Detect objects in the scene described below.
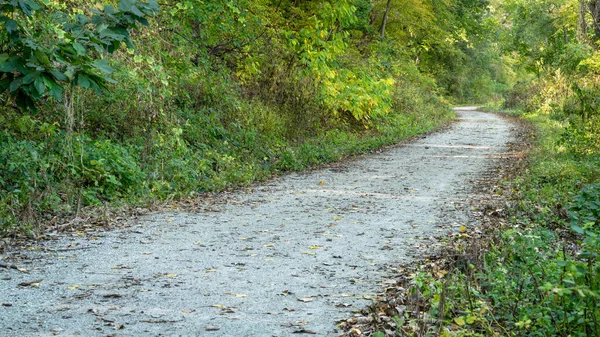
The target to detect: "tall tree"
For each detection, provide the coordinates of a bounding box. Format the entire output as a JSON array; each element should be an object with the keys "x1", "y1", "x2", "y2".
[{"x1": 379, "y1": 0, "x2": 392, "y2": 37}]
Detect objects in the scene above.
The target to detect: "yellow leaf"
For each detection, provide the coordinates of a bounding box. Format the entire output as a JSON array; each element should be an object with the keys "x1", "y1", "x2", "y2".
[
  {"x1": 166, "y1": 273, "x2": 178, "y2": 278},
  {"x1": 205, "y1": 269, "x2": 217, "y2": 273},
  {"x1": 466, "y1": 315, "x2": 476, "y2": 324},
  {"x1": 212, "y1": 304, "x2": 224, "y2": 309},
  {"x1": 235, "y1": 294, "x2": 247, "y2": 298},
  {"x1": 454, "y1": 317, "x2": 466, "y2": 326},
  {"x1": 309, "y1": 245, "x2": 320, "y2": 250},
  {"x1": 67, "y1": 285, "x2": 80, "y2": 290},
  {"x1": 319, "y1": 180, "x2": 325, "y2": 185},
  {"x1": 460, "y1": 225, "x2": 467, "y2": 232}
]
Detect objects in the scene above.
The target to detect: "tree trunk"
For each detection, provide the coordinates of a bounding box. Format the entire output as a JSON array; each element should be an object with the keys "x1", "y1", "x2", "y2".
[
  {"x1": 380, "y1": 0, "x2": 392, "y2": 38},
  {"x1": 579, "y1": 0, "x2": 588, "y2": 42},
  {"x1": 588, "y1": 0, "x2": 600, "y2": 39}
]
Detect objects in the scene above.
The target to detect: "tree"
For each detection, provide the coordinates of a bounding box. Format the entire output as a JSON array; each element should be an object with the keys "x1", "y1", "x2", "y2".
[
  {"x1": 0, "y1": 0, "x2": 159, "y2": 112},
  {"x1": 379, "y1": 0, "x2": 392, "y2": 37}
]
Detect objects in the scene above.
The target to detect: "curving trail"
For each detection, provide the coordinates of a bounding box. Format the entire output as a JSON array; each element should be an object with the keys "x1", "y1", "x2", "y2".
[{"x1": 0, "y1": 108, "x2": 515, "y2": 336}]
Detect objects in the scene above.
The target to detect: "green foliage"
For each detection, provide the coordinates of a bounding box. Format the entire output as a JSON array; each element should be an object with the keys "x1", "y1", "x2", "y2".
[
  {"x1": 395, "y1": 102, "x2": 600, "y2": 336},
  {"x1": 0, "y1": 0, "x2": 158, "y2": 111},
  {"x1": 70, "y1": 136, "x2": 144, "y2": 204},
  {"x1": 1, "y1": 0, "x2": 483, "y2": 233},
  {"x1": 570, "y1": 183, "x2": 600, "y2": 228}
]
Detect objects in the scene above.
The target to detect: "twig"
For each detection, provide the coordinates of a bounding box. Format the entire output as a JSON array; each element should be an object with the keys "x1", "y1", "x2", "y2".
[
  {"x1": 39, "y1": 246, "x2": 93, "y2": 252},
  {"x1": 0, "y1": 262, "x2": 28, "y2": 273}
]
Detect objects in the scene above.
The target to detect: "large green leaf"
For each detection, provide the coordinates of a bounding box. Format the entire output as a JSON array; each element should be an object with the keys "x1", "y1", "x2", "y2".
[
  {"x1": 47, "y1": 80, "x2": 64, "y2": 101},
  {"x1": 93, "y1": 59, "x2": 114, "y2": 74},
  {"x1": 22, "y1": 70, "x2": 40, "y2": 84},
  {"x1": 77, "y1": 73, "x2": 91, "y2": 89},
  {"x1": 9, "y1": 77, "x2": 22, "y2": 92},
  {"x1": 49, "y1": 70, "x2": 67, "y2": 82},
  {"x1": 34, "y1": 49, "x2": 51, "y2": 66},
  {"x1": 17, "y1": 0, "x2": 41, "y2": 16},
  {"x1": 72, "y1": 42, "x2": 87, "y2": 56},
  {"x1": 118, "y1": 0, "x2": 136, "y2": 12},
  {"x1": 0, "y1": 60, "x2": 15, "y2": 72},
  {"x1": 33, "y1": 75, "x2": 46, "y2": 95},
  {"x1": 3, "y1": 18, "x2": 18, "y2": 34}
]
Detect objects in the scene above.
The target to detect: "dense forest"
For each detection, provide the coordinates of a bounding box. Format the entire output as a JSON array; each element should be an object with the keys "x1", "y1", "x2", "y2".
[
  {"x1": 1, "y1": 0, "x2": 600, "y2": 335},
  {"x1": 0, "y1": 0, "x2": 503, "y2": 230}
]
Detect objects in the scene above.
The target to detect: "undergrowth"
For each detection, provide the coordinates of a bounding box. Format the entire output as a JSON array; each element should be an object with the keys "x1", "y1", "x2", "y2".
[
  {"x1": 383, "y1": 110, "x2": 600, "y2": 336},
  {"x1": 0, "y1": 88, "x2": 453, "y2": 236}
]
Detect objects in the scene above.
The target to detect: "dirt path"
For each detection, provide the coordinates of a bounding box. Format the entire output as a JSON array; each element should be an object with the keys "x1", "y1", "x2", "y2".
[{"x1": 0, "y1": 107, "x2": 515, "y2": 337}]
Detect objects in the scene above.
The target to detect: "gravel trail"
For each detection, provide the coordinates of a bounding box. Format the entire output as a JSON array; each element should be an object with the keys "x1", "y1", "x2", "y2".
[{"x1": 0, "y1": 107, "x2": 514, "y2": 336}]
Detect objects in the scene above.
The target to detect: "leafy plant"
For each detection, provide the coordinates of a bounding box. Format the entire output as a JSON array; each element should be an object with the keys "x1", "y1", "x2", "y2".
[{"x1": 0, "y1": 0, "x2": 158, "y2": 111}]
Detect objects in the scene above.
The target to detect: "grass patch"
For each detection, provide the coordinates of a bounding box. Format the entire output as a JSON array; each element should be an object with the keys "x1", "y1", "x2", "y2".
[{"x1": 0, "y1": 98, "x2": 454, "y2": 237}]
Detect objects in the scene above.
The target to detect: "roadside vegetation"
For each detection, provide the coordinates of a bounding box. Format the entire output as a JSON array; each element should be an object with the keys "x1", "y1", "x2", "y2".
[
  {"x1": 0, "y1": 0, "x2": 500, "y2": 236},
  {"x1": 352, "y1": 0, "x2": 600, "y2": 336}
]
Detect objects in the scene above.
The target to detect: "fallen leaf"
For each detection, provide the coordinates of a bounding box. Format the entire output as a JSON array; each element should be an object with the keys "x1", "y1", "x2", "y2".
[
  {"x1": 205, "y1": 325, "x2": 220, "y2": 331},
  {"x1": 309, "y1": 245, "x2": 320, "y2": 250},
  {"x1": 297, "y1": 297, "x2": 313, "y2": 302},
  {"x1": 205, "y1": 269, "x2": 217, "y2": 273},
  {"x1": 235, "y1": 294, "x2": 247, "y2": 298},
  {"x1": 18, "y1": 279, "x2": 42, "y2": 287},
  {"x1": 67, "y1": 285, "x2": 81, "y2": 290},
  {"x1": 112, "y1": 265, "x2": 133, "y2": 270},
  {"x1": 74, "y1": 293, "x2": 91, "y2": 299},
  {"x1": 319, "y1": 180, "x2": 325, "y2": 185},
  {"x1": 141, "y1": 318, "x2": 183, "y2": 323},
  {"x1": 455, "y1": 317, "x2": 466, "y2": 326},
  {"x1": 460, "y1": 225, "x2": 467, "y2": 232},
  {"x1": 166, "y1": 273, "x2": 178, "y2": 278},
  {"x1": 182, "y1": 309, "x2": 193, "y2": 313},
  {"x1": 264, "y1": 243, "x2": 275, "y2": 248},
  {"x1": 142, "y1": 252, "x2": 152, "y2": 255}
]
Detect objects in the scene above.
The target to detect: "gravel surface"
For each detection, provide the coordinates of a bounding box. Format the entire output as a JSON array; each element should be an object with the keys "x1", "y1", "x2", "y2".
[{"x1": 0, "y1": 107, "x2": 514, "y2": 337}]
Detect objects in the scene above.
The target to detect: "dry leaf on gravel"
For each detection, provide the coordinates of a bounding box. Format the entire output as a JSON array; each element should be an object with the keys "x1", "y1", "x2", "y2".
[{"x1": 297, "y1": 297, "x2": 313, "y2": 302}]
